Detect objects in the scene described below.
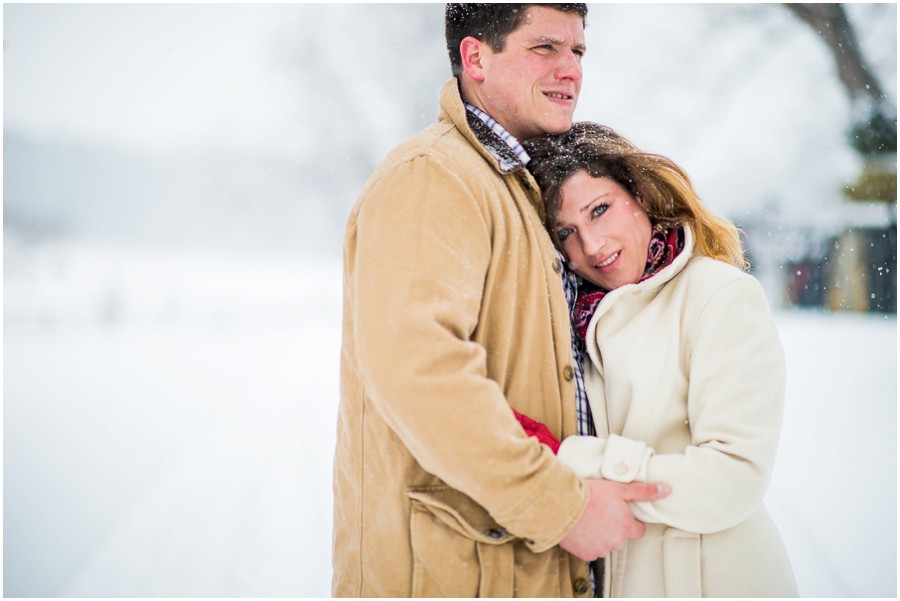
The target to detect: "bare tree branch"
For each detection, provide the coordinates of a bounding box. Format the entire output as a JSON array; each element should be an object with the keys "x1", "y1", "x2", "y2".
[{"x1": 783, "y1": 3, "x2": 888, "y2": 101}]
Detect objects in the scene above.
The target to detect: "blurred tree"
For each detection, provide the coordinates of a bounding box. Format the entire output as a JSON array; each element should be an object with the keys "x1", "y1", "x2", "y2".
[{"x1": 784, "y1": 3, "x2": 897, "y2": 159}]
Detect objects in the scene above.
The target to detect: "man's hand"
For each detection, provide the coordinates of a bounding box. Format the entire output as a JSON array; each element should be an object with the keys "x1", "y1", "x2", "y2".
[{"x1": 559, "y1": 479, "x2": 671, "y2": 561}]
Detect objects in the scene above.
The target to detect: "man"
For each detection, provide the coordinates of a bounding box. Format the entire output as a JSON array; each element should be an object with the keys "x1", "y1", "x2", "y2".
[{"x1": 333, "y1": 4, "x2": 669, "y2": 597}]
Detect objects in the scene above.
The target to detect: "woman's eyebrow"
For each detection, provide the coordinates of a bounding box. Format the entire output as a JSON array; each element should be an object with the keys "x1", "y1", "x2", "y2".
[{"x1": 579, "y1": 193, "x2": 610, "y2": 214}]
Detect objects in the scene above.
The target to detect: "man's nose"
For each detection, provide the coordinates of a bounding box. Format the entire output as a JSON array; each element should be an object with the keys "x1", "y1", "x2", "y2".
[{"x1": 555, "y1": 50, "x2": 583, "y2": 82}]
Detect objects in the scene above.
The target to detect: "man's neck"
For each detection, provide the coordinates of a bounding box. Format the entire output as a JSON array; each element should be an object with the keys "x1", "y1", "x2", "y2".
[
  {"x1": 458, "y1": 79, "x2": 510, "y2": 136},
  {"x1": 463, "y1": 102, "x2": 531, "y2": 168}
]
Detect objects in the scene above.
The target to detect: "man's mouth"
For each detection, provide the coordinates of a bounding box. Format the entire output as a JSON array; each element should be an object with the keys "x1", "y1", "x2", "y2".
[{"x1": 544, "y1": 91, "x2": 573, "y2": 100}]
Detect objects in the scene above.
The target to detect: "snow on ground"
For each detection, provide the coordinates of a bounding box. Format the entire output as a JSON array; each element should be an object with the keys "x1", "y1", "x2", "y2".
[
  {"x1": 767, "y1": 311, "x2": 897, "y2": 597},
  {"x1": 3, "y1": 245, "x2": 897, "y2": 597}
]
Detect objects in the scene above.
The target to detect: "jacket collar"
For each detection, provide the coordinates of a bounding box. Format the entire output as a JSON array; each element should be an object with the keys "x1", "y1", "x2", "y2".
[
  {"x1": 640, "y1": 225, "x2": 695, "y2": 292},
  {"x1": 438, "y1": 78, "x2": 528, "y2": 175},
  {"x1": 582, "y1": 226, "x2": 696, "y2": 367},
  {"x1": 594, "y1": 226, "x2": 696, "y2": 317}
]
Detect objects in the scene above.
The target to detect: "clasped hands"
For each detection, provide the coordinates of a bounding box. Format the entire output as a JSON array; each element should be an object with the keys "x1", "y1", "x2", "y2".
[{"x1": 560, "y1": 478, "x2": 671, "y2": 562}]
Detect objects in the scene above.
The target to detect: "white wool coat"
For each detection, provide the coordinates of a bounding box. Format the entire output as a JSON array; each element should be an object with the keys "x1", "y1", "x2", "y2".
[{"x1": 558, "y1": 227, "x2": 798, "y2": 597}]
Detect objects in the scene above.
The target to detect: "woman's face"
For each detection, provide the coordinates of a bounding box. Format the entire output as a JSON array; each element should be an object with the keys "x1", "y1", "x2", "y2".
[{"x1": 554, "y1": 170, "x2": 653, "y2": 290}]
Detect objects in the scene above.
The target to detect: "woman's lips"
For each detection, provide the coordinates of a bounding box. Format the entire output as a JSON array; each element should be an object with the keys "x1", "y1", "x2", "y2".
[{"x1": 594, "y1": 250, "x2": 620, "y2": 270}]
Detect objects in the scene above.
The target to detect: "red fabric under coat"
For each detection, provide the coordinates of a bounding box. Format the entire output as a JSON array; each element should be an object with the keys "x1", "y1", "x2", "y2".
[{"x1": 513, "y1": 409, "x2": 561, "y2": 454}]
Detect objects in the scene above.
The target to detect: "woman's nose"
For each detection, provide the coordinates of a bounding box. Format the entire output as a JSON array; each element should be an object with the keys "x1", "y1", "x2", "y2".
[{"x1": 580, "y1": 230, "x2": 606, "y2": 259}]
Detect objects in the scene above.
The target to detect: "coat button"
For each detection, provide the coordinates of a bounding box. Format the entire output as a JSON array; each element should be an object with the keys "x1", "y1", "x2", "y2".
[
  {"x1": 563, "y1": 365, "x2": 574, "y2": 381},
  {"x1": 552, "y1": 258, "x2": 562, "y2": 273},
  {"x1": 573, "y1": 577, "x2": 590, "y2": 595},
  {"x1": 614, "y1": 462, "x2": 628, "y2": 475},
  {"x1": 485, "y1": 527, "x2": 507, "y2": 540}
]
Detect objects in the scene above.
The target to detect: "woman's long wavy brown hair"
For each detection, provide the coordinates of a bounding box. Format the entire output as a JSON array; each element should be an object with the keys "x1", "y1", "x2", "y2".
[{"x1": 524, "y1": 122, "x2": 748, "y2": 270}]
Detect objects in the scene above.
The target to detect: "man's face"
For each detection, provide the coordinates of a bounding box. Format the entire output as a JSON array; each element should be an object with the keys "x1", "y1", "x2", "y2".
[{"x1": 476, "y1": 6, "x2": 585, "y2": 141}]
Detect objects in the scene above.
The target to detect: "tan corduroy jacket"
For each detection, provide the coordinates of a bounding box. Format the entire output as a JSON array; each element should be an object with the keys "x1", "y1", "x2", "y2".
[
  {"x1": 333, "y1": 78, "x2": 592, "y2": 597},
  {"x1": 558, "y1": 227, "x2": 798, "y2": 597}
]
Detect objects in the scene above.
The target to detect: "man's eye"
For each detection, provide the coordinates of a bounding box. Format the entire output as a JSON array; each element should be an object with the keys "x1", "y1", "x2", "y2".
[{"x1": 557, "y1": 227, "x2": 572, "y2": 241}]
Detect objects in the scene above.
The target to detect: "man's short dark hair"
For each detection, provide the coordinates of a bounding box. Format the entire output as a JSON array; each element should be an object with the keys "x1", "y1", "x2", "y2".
[{"x1": 444, "y1": 3, "x2": 588, "y2": 77}]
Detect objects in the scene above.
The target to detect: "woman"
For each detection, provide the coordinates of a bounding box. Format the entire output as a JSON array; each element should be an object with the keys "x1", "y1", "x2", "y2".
[{"x1": 522, "y1": 123, "x2": 798, "y2": 597}]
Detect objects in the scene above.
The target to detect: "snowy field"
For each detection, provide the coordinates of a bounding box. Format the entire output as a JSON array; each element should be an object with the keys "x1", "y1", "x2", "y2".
[{"x1": 3, "y1": 245, "x2": 897, "y2": 597}]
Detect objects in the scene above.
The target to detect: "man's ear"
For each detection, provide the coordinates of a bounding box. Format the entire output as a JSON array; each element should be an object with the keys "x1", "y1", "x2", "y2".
[{"x1": 460, "y1": 36, "x2": 487, "y2": 82}]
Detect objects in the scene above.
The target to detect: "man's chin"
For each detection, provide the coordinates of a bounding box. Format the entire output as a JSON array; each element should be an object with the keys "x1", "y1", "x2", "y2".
[
  {"x1": 543, "y1": 117, "x2": 575, "y2": 135},
  {"x1": 523, "y1": 120, "x2": 574, "y2": 141}
]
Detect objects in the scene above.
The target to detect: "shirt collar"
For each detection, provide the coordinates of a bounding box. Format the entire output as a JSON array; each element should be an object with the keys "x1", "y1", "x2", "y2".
[{"x1": 464, "y1": 102, "x2": 531, "y2": 166}]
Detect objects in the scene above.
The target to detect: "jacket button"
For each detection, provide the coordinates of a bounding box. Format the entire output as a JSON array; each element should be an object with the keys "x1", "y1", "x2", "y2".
[
  {"x1": 563, "y1": 365, "x2": 574, "y2": 381},
  {"x1": 485, "y1": 527, "x2": 507, "y2": 540},
  {"x1": 614, "y1": 462, "x2": 628, "y2": 475},
  {"x1": 573, "y1": 577, "x2": 590, "y2": 595},
  {"x1": 552, "y1": 258, "x2": 562, "y2": 273}
]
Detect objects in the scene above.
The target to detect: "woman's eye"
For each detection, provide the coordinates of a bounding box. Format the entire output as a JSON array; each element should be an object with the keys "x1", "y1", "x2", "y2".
[
  {"x1": 557, "y1": 227, "x2": 572, "y2": 241},
  {"x1": 591, "y1": 204, "x2": 608, "y2": 218}
]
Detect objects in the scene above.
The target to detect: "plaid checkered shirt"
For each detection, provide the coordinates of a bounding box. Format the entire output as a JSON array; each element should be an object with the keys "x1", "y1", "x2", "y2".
[
  {"x1": 464, "y1": 103, "x2": 532, "y2": 166},
  {"x1": 559, "y1": 258, "x2": 595, "y2": 438}
]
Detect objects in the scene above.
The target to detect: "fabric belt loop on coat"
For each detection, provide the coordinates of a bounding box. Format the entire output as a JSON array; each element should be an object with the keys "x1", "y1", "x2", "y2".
[{"x1": 662, "y1": 530, "x2": 702, "y2": 597}]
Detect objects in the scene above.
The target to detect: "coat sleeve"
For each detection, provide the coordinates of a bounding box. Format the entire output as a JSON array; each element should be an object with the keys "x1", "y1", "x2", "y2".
[
  {"x1": 350, "y1": 155, "x2": 586, "y2": 550},
  {"x1": 557, "y1": 276, "x2": 785, "y2": 534}
]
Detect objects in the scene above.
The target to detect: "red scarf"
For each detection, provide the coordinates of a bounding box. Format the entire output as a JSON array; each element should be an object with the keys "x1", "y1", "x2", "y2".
[{"x1": 572, "y1": 227, "x2": 685, "y2": 344}]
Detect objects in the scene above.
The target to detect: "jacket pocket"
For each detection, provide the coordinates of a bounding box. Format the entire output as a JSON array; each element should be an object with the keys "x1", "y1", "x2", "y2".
[
  {"x1": 408, "y1": 486, "x2": 515, "y2": 597},
  {"x1": 662, "y1": 528, "x2": 702, "y2": 598}
]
